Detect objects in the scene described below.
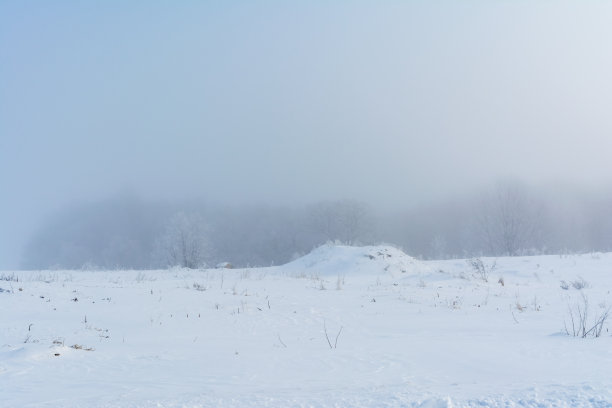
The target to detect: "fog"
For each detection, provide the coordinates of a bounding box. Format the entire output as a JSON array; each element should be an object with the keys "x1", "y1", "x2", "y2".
[{"x1": 2, "y1": 2, "x2": 612, "y2": 269}]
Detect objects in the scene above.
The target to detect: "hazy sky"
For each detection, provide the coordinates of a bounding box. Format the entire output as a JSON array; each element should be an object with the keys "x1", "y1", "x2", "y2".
[{"x1": 2, "y1": 1, "x2": 612, "y2": 269}]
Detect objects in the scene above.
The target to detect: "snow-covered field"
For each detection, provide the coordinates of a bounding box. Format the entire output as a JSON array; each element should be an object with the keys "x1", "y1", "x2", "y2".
[{"x1": 2, "y1": 245, "x2": 612, "y2": 407}]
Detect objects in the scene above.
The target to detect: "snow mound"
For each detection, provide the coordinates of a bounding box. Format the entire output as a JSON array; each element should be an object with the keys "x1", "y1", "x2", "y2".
[{"x1": 283, "y1": 244, "x2": 429, "y2": 277}]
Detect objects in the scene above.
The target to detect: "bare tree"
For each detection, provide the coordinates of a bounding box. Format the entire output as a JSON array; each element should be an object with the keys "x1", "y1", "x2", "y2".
[
  {"x1": 309, "y1": 199, "x2": 373, "y2": 245},
  {"x1": 309, "y1": 201, "x2": 339, "y2": 242},
  {"x1": 336, "y1": 199, "x2": 373, "y2": 245},
  {"x1": 156, "y1": 212, "x2": 209, "y2": 268},
  {"x1": 478, "y1": 181, "x2": 542, "y2": 256},
  {"x1": 429, "y1": 234, "x2": 448, "y2": 259}
]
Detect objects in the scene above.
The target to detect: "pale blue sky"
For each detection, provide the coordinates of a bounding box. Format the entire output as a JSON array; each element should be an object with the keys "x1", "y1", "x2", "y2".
[{"x1": 2, "y1": 1, "x2": 612, "y2": 268}]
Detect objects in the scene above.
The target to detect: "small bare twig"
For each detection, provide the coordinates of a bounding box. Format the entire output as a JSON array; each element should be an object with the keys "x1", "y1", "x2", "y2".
[
  {"x1": 324, "y1": 320, "x2": 343, "y2": 349},
  {"x1": 334, "y1": 326, "x2": 343, "y2": 348},
  {"x1": 324, "y1": 321, "x2": 333, "y2": 349}
]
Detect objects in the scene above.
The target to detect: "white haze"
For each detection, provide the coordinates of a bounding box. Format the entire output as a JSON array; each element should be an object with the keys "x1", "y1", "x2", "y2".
[{"x1": 2, "y1": 1, "x2": 612, "y2": 269}]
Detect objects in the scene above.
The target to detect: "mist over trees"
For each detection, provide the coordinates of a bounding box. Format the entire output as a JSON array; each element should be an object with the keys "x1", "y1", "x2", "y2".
[
  {"x1": 309, "y1": 200, "x2": 375, "y2": 245},
  {"x1": 20, "y1": 182, "x2": 612, "y2": 270},
  {"x1": 477, "y1": 181, "x2": 544, "y2": 256},
  {"x1": 155, "y1": 212, "x2": 210, "y2": 269},
  {"x1": 22, "y1": 197, "x2": 167, "y2": 270}
]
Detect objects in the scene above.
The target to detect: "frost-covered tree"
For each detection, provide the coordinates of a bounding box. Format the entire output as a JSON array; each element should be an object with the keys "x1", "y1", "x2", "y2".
[
  {"x1": 478, "y1": 181, "x2": 542, "y2": 256},
  {"x1": 156, "y1": 212, "x2": 209, "y2": 268},
  {"x1": 429, "y1": 234, "x2": 448, "y2": 259},
  {"x1": 336, "y1": 199, "x2": 374, "y2": 245},
  {"x1": 309, "y1": 199, "x2": 373, "y2": 245}
]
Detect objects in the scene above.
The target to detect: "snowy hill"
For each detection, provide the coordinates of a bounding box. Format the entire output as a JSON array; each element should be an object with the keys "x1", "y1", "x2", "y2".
[
  {"x1": 282, "y1": 244, "x2": 431, "y2": 278},
  {"x1": 1, "y1": 247, "x2": 612, "y2": 407}
]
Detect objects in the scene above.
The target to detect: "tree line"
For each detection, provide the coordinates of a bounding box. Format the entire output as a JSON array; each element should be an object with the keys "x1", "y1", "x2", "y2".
[{"x1": 21, "y1": 181, "x2": 612, "y2": 269}]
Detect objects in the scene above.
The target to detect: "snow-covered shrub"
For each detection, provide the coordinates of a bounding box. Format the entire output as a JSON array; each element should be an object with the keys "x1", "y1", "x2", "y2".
[
  {"x1": 467, "y1": 258, "x2": 496, "y2": 282},
  {"x1": 570, "y1": 277, "x2": 589, "y2": 290},
  {"x1": 0, "y1": 273, "x2": 18, "y2": 282},
  {"x1": 80, "y1": 261, "x2": 100, "y2": 271},
  {"x1": 135, "y1": 272, "x2": 156, "y2": 283},
  {"x1": 192, "y1": 282, "x2": 207, "y2": 291}
]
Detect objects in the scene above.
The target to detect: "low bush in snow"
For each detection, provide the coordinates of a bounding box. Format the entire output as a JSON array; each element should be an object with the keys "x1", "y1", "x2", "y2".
[{"x1": 466, "y1": 258, "x2": 496, "y2": 282}]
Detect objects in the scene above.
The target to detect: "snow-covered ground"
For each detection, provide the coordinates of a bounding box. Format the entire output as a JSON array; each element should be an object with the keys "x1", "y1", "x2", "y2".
[{"x1": 2, "y1": 245, "x2": 612, "y2": 407}]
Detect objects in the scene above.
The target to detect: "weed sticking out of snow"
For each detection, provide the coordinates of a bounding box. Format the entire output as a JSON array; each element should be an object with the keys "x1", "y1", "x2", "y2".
[
  {"x1": 135, "y1": 272, "x2": 156, "y2": 283},
  {"x1": 467, "y1": 257, "x2": 496, "y2": 282},
  {"x1": 564, "y1": 293, "x2": 611, "y2": 338},
  {"x1": 570, "y1": 276, "x2": 589, "y2": 290},
  {"x1": 192, "y1": 282, "x2": 207, "y2": 291},
  {"x1": 70, "y1": 344, "x2": 95, "y2": 351}
]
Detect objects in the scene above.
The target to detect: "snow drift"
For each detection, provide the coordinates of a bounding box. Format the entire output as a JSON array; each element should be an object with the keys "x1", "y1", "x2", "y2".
[{"x1": 282, "y1": 244, "x2": 431, "y2": 278}]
